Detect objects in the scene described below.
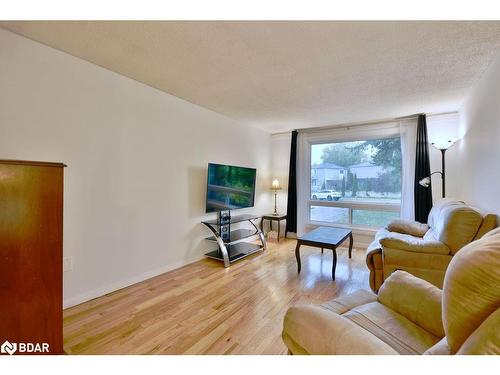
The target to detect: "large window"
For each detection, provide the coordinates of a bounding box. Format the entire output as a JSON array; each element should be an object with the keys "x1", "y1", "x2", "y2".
[{"x1": 310, "y1": 137, "x2": 401, "y2": 228}]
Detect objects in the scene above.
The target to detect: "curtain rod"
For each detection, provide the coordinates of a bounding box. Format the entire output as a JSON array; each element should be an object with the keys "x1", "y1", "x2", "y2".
[{"x1": 271, "y1": 111, "x2": 458, "y2": 135}]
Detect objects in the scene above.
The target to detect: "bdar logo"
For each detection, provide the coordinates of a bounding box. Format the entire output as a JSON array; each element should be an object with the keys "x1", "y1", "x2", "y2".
[
  {"x1": 1, "y1": 341, "x2": 17, "y2": 355},
  {"x1": 0, "y1": 340, "x2": 49, "y2": 355}
]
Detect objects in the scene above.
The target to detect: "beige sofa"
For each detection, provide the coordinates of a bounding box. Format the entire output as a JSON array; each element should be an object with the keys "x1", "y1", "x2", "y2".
[
  {"x1": 282, "y1": 227, "x2": 500, "y2": 354},
  {"x1": 366, "y1": 199, "x2": 496, "y2": 292}
]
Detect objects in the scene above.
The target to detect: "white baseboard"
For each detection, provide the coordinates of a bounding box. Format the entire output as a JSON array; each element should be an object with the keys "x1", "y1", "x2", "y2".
[{"x1": 63, "y1": 255, "x2": 205, "y2": 309}]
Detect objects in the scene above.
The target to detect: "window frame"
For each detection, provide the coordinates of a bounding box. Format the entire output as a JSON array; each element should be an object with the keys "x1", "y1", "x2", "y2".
[{"x1": 307, "y1": 136, "x2": 401, "y2": 230}]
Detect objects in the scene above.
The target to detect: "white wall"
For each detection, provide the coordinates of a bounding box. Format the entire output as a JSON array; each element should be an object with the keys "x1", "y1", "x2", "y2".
[
  {"x1": 0, "y1": 29, "x2": 272, "y2": 308},
  {"x1": 267, "y1": 132, "x2": 291, "y2": 237},
  {"x1": 458, "y1": 53, "x2": 500, "y2": 215},
  {"x1": 270, "y1": 133, "x2": 291, "y2": 214}
]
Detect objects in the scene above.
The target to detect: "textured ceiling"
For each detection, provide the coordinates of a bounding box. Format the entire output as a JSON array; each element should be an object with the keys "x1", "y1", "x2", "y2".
[{"x1": 2, "y1": 21, "x2": 500, "y2": 133}]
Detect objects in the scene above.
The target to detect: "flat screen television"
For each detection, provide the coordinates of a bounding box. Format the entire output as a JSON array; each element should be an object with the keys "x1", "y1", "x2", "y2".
[{"x1": 205, "y1": 163, "x2": 256, "y2": 213}]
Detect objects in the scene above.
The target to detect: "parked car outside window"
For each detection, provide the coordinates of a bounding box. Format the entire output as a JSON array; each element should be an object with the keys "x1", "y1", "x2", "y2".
[{"x1": 311, "y1": 190, "x2": 342, "y2": 201}]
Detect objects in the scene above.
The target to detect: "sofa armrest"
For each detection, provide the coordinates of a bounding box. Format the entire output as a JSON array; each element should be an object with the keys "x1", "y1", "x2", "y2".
[
  {"x1": 283, "y1": 304, "x2": 398, "y2": 354},
  {"x1": 378, "y1": 270, "x2": 444, "y2": 338},
  {"x1": 380, "y1": 234, "x2": 450, "y2": 255},
  {"x1": 386, "y1": 219, "x2": 429, "y2": 237},
  {"x1": 366, "y1": 241, "x2": 384, "y2": 292}
]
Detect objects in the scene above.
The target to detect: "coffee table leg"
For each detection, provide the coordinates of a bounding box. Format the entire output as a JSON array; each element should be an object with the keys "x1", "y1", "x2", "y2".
[
  {"x1": 348, "y1": 233, "x2": 353, "y2": 259},
  {"x1": 321, "y1": 248, "x2": 323, "y2": 254},
  {"x1": 332, "y1": 248, "x2": 337, "y2": 280},
  {"x1": 295, "y1": 242, "x2": 302, "y2": 273}
]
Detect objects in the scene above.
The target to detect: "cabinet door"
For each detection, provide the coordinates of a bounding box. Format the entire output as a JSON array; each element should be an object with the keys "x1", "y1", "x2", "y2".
[{"x1": 0, "y1": 163, "x2": 63, "y2": 354}]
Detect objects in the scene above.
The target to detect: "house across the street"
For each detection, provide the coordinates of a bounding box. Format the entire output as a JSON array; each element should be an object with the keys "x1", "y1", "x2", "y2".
[{"x1": 311, "y1": 161, "x2": 385, "y2": 192}]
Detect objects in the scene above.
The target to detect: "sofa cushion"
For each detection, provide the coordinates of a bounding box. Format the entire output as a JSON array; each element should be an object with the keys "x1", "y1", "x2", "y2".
[
  {"x1": 474, "y1": 214, "x2": 498, "y2": 240},
  {"x1": 379, "y1": 231, "x2": 450, "y2": 255},
  {"x1": 427, "y1": 198, "x2": 459, "y2": 228},
  {"x1": 431, "y1": 201, "x2": 483, "y2": 254},
  {"x1": 386, "y1": 219, "x2": 429, "y2": 237},
  {"x1": 378, "y1": 271, "x2": 444, "y2": 337},
  {"x1": 321, "y1": 289, "x2": 377, "y2": 315},
  {"x1": 343, "y1": 302, "x2": 441, "y2": 354},
  {"x1": 442, "y1": 227, "x2": 500, "y2": 353},
  {"x1": 282, "y1": 304, "x2": 398, "y2": 354},
  {"x1": 383, "y1": 247, "x2": 453, "y2": 271}
]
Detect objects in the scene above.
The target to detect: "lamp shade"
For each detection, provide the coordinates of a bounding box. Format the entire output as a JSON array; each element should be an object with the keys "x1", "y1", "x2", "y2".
[
  {"x1": 271, "y1": 178, "x2": 281, "y2": 190},
  {"x1": 431, "y1": 137, "x2": 459, "y2": 150},
  {"x1": 427, "y1": 113, "x2": 460, "y2": 150}
]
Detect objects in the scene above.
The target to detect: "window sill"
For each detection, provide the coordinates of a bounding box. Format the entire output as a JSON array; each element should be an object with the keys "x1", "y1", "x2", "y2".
[
  {"x1": 306, "y1": 221, "x2": 379, "y2": 234},
  {"x1": 309, "y1": 199, "x2": 400, "y2": 211}
]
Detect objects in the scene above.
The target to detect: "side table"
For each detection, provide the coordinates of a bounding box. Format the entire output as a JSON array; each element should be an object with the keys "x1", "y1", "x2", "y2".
[{"x1": 260, "y1": 214, "x2": 287, "y2": 242}]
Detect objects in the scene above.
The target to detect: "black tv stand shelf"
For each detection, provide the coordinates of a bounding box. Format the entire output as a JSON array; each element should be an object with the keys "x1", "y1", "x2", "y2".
[
  {"x1": 202, "y1": 214, "x2": 261, "y2": 226},
  {"x1": 202, "y1": 212, "x2": 266, "y2": 267},
  {"x1": 204, "y1": 228, "x2": 258, "y2": 244}
]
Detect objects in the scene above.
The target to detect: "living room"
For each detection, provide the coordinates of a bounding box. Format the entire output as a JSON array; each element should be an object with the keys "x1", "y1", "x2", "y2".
[{"x1": 1, "y1": 1, "x2": 499, "y2": 373}]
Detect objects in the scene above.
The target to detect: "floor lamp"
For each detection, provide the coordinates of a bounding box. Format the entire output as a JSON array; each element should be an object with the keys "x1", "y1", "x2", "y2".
[{"x1": 418, "y1": 138, "x2": 458, "y2": 198}]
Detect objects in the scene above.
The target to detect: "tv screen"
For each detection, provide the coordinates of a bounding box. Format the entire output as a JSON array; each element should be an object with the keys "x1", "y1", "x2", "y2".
[{"x1": 206, "y1": 163, "x2": 256, "y2": 213}]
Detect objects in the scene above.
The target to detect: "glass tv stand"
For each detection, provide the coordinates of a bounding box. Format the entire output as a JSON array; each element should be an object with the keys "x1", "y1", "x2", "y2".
[{"x1": 202, "y1": 213, "x2": 266, "y2": 267}]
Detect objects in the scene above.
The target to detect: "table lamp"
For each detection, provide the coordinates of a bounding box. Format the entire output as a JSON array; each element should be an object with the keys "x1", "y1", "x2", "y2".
[{"x1": 271, "y1": 178, "x2": 282, "y2": 215}]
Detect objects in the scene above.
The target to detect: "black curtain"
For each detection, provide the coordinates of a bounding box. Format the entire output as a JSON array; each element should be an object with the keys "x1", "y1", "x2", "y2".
[
  {"x1": 414, "y1": 114, "x2": 433, "y2": 223},
  {"x1": 285, "y1": 130, "x2": 298, "y2": 234}
]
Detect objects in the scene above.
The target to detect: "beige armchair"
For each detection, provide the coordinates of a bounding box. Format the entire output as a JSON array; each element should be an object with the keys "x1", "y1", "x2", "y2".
[
  {"x1": 282, "y1": 227, "x2": 500, "y2": 354},
  {"x1": 366, "y1": 199, "x2": 496, "y2": 292}
]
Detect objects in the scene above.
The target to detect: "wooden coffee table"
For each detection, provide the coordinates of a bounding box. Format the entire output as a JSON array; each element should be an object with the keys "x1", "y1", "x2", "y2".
[{"x1": 295, "y1": 226, "x2": 353, "y2": 280}]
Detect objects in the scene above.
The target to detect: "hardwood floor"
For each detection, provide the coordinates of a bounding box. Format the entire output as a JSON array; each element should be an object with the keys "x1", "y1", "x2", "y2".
[{"x1": 63, "y1": 238, "x2": 371, "y2": 354}]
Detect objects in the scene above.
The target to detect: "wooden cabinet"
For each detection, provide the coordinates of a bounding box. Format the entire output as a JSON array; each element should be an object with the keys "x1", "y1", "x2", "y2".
[{"x1": 0, "y1": 160, "x2": 65, "y2": 354}]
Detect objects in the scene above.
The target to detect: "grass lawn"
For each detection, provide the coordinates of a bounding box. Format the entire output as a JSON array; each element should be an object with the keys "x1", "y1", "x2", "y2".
[
  {"x1": 310, "y1": 206, "x2": 399, "y2": 228},
  {"x1": 352, "y1": 209, "x2": 399, "y2": 227}
]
